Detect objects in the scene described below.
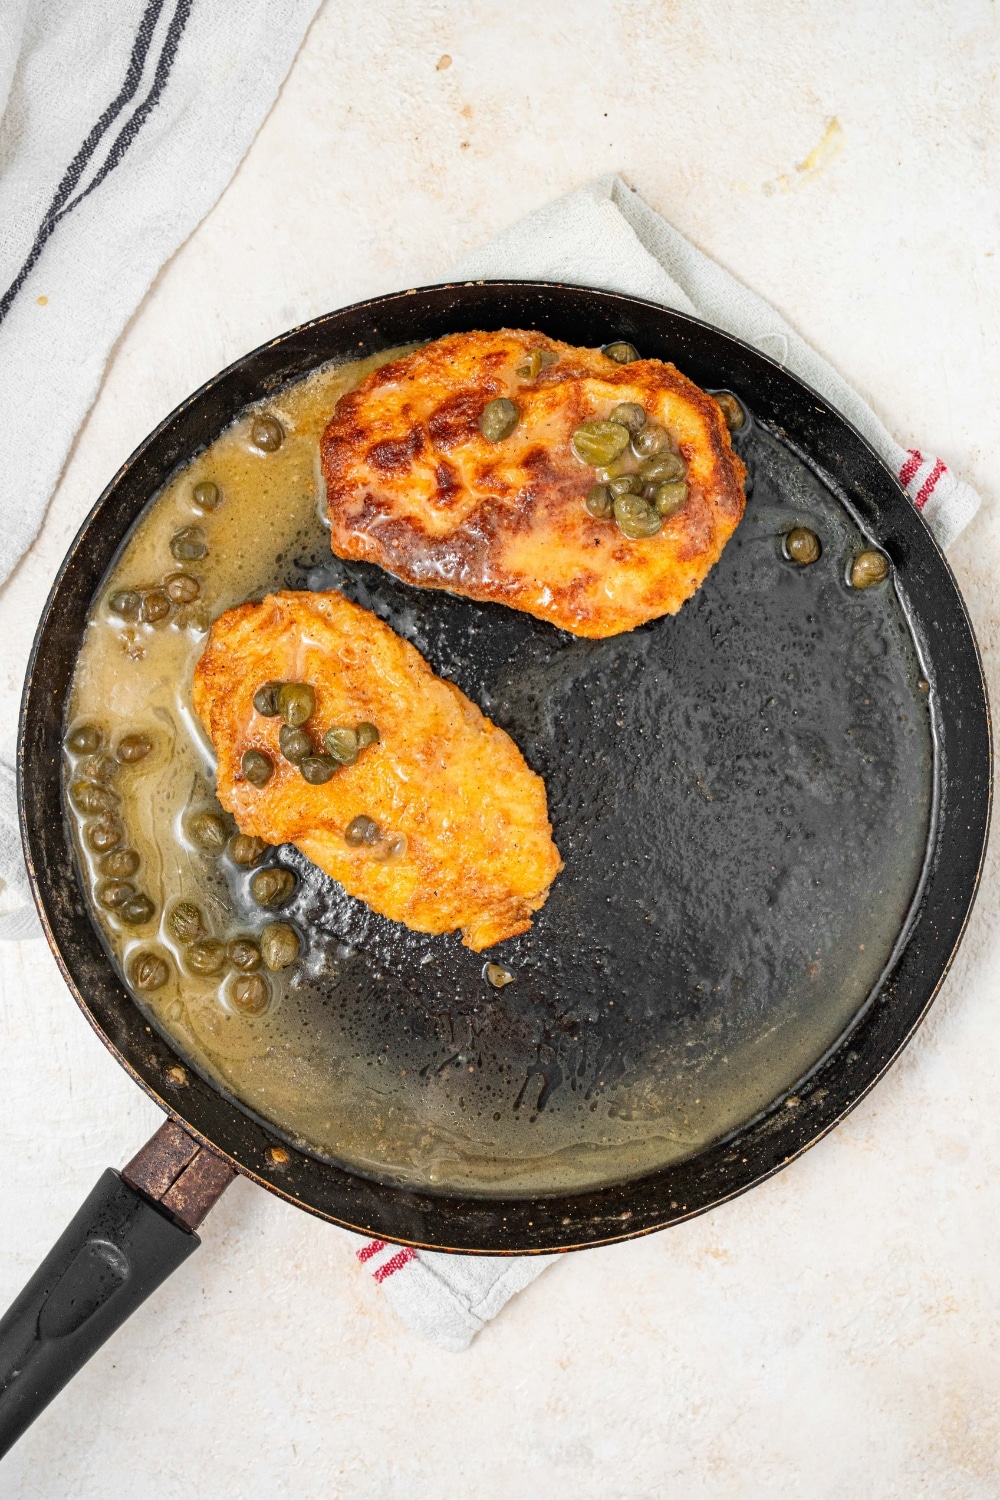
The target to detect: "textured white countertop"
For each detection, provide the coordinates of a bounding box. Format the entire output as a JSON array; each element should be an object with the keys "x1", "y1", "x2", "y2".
[{"x1": 2, "y1": 2, "x2": 1000, "y2": 1495}]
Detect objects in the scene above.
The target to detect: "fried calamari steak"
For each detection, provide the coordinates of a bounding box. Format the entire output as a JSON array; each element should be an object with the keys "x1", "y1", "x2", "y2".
[
  {"x1": 321, "y1": 329, "x2": 747, "y2": 638},
  {"x1": 192, "y1": 590, "x2": 562, "y2": 950}
]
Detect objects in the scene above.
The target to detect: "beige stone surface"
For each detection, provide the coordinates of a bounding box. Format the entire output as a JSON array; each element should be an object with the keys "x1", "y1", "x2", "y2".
[{"x1": 2, "y1": 1, "x2": 1000, "y2": 1494}]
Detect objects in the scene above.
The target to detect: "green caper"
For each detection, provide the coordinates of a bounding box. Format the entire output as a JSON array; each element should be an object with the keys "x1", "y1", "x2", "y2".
[
  {"x1": 227, "y1": 937, "x2": 262, "y2": 972},
  {"x1": 164, "y1": 572, "x2": 200, "y2": 604},
  {"x1": 189, "y1": 811, "x2": 228, "y2": 850},
  {"x1": 632, "y1": 424, "x2": 670, "y2": 458},
  {"x1": 186, "y1": 938, "x2": 227, "y2": 976},
  {"x1": 652, "y1": 481, "x2": 689, "y2": 518},
  {"x1": 168, "y1": 901, "x2": 205, "y2": 944},
  {"x1": 108, "y1": 590, "x2": 142, "y2": 621},
  {"x1": 277, "y1": 682, "x2": 315, "y2": 727},
  {"x1": 229, "y1": 972, "x2": 271, "y2": 1016},
  {"x1": 83, "y1": 754, "x2": 118, "y2": 783},
  {"x1": 141, "y1": 590, "x2": 172, "y2": 623},
  {"x1": 278, "y1": 725, "x2": 312, "y2": 764},
  {"x1": 345, "y1": 814, "x2": 381, "y2": 847},
  {"x1": 250, "y1": 868, "x2": 296, "y2": 907},
  {"x1": 516, "y1": 350, "x2": 543, "y2": 379},
  {"x1": 586, "y1": 484, "x2": 614, "y2": 519},
  {"x1": 603, "y1": 342, "x2": 639, "y2": 363},
  {"x1": 571, "y1": 421, "x2": 631, "y2": 467},
  {"x1": 613, "y1": 493, "x2": 663, "y2": 540},
  {"x1": 85, "y1": 820, "x2": 122, "y2": 853},
  {"x1": 230, "y1": 833, "x2": 267, "y2": 866},
  {"x1": 609, "y1": 402, "x2": 646, "y2": 434},
  {"x1": 714, "y1": 392, "x2": 745, "y2": 430},
  {"x1": 96, "y1": 878, "x2": 135, "y2": 910},
  {"x1": 261, "y1": 923, "x2": 300, "y2": 970},
  {"x1": 785, "y1": 527, "x2": 821, "y2": 565},
  {"x1": 242, "y1": 750, "x2": 274, "y2": 788},
  {"x1": 639, "y1": 451, "x2": 686, "y2": 483},
  {"x1": 301, "y1": 755, "x2": 338, "y2": 785},
  {"x1": 130, "y1": 951, "x2": 169, "y2": 992},
  {"x1": 484, "y1": 962, "x2": 515, "y2": 988},
  {"x1": 99, "y1": 847, "x2": 139, "y2": 878},
  {"x1": 192, "y1": 480, "x2": 221, "y2": 510},
  {"x1": 324, "y1": 726, "x2": 358, "y2": 765},
  {"x1": 70, "y1": 780, "x2": 118, "y2": 815},
  {"x1": 609, "y1": 474, "x2": 644, "y2": 498},
  {"x1": 67, "y1": 723, "x2": 103, "y2": 755},
  {"x1": 850, "y1": 550, "x2": 890, "y2": 589},
  {"x1": 170, "y1": 526, "x2": 207, "y2": 562},
  {"x1": 120, "y1": 893, "x2": 155, "y2": 926},
  {"x1": 253, "y1": 681, "x2": 284, "y2": 717},
  {"x1": 117, "y1": 732, "x2": 153, "y2": 763},
  {"x1": 250, "y1": 415, "x2": 283, "y2": 452},
  {"x1": 373, "y1": 832, "x2": 408, "y2": 862},
  {"x1": 355, "y1": 722, "x2": 380, "y2": 749},
  {"x1": 593, "y1": 457, "x2": 634, "y2": 482},
  {"x1": 479, "y1": 397, "x2": 520, "y2": 442}
]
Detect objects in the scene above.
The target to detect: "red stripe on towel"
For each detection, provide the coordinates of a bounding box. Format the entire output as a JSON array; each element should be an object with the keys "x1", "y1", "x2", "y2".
[
  {"x1": 357, "y1": 1239, "x2": 386, "y2": 1264},
  {"x1": 374, "y1": 1247, "x2": 417, "y2": 1282},
  {"x1": 899, "y1": 449, "x2": 923, "y2": 488},
  {"x1": 914, "y1": 458, "x2": 946, "y2": 510}
]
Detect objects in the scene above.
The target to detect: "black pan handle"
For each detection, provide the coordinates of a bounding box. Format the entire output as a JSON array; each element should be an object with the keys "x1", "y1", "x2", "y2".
[{"x1": 0, "y1": 1120, "x2": 235, "y2": 1459}]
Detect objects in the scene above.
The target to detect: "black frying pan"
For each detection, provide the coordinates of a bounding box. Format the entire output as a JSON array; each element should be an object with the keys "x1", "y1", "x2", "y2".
[{"x1": 1, "y1": 282, "x2": 990, "y2": 1457}]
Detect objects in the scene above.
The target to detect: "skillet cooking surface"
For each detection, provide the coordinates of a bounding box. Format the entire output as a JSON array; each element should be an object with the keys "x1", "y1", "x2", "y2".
[{"x1": 20, "y1": 283, "x2": 990, "y2": 1250}]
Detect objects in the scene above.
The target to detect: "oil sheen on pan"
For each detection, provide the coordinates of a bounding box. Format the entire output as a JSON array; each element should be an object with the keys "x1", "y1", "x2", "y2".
[
  {"x1": 64, "y1": 346, "x2": 933, "y2": 1198},
  {"x1": 321, "y1": 330, "x2": 747, "y2": 638}
]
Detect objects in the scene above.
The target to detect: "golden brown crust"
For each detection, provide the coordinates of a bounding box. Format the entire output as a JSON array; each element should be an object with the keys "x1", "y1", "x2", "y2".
[
  {"x1": 321, "y1": 329, "x2": 747, "y2": 638},
  {"x1": 192, "y1": 590, "x2": 562, "y2": 950}
]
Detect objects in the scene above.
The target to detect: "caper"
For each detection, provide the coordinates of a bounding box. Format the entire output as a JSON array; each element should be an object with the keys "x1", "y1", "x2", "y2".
[
  {"x1": 571, "y1": 421, "x2": 631, "y2": 467},
  {"x1": 373, "y1": 832, "x2": 408, "y2": 862},
  {"x1": 83, "y1": 754, "x2": 118, "y2": 783},
  {"x1": 117, "y1": 732, "x2": 153, "y2": 763},
  {"x1": 168, "y1": 901, "x2": 205, "y2": 944},
  {"x1": 609, "y1": 402, "x2": 646, "y2": 434},
  {"x1": 250, "y1": 868, "x2": 296, "y2": 907},
  {"x1": 70, "y1": 780, "x2": 118, "y2": 815},
  {"x1": 593, "y1": 457, "x2": 634, "y2": 482},
  {"x1": 108, "y1": 590, "x2": 142, "y2": 621},
  {"x1": 609, "y1": 474, "x2": 643, "y2": 499},
  {"x1": 714, "y1": 392, "x2": 745, "y2": 431},
  {"x1": 230, "y1": 833, "x2": 267, "y2": 866},
  {"x1": 229, "y1": 972, "x2": 271, "y2": 1016},
  {"x1": 301, "y1": 755, "x2": 338, "y2": 785},
  {"x1": 242, "y1": 750, "x2": 274, "y2": 788},
  {"x1": 345, "y1": 814, "x2": 381, "y2": 847},
  {"x1": 639, "y1": 451, "x2": 686, "y2": 483},
  {"x1": 85, "y1": 820, "x2": 122, "y2": 853},
  {"x1": 120, "y1": 893, "x2": 155, "y2": 926},
  {"x1": 67, "y1": 723, "x2": 102, "y2": 755},
  {"x1": 130, "y1": 951, "x2": 169, "y2": 992},
  {"x1": 227, "y1": 937, "x2": 262, "y2": 972},
  {"x1": 850, "y1": 550, "x2": 890, "y2": 589},
  {"x1": 355, "y1": 722, "x2": 380, "y2": 749},
  {"x1": 278, "y1": 725, "x2": 312, "y2": 764},
  {"x1": 516, "y1": 350, "x2": 543, "y2": 379},
  {"x1": 250, "y1": 415, "x2": 284, "y2": 452},
  {"x1": 186, "y1": 938, "x2": 227, "y2": 975},
  {"x1": 99, "y1": 847, "x2": 139, "y2": 878},
  {"x1": 586, "y1": 484, "x2": 614, "y2": 519},
  {"x1": 253, "y1": 681, "x2": 284, "y2": 717},
  {"x1": 260, "y1": 922, "x2": 300, "y2": 970},
  {"x1": 324, "y1": 726, "x2": 358, "y2": 765},
  {"x1": 478, "y1": 396, "x2": 520, "y2": 443},
  {"x1": 652, "y1": 481, "x2": 689, "y2": 518},
  {"x1": 785, "y1": 527, "x2": 821, "y2": 565},
  {"x1": 164, "y1": 572, "x2": 200, "y2": 604},
  {"x1": 277, "y1": 682, "x2": 315, "y2": 727},
  {"x1": 192, "y1": 480, "x2": 221, "y2": 511},
  {"x1": 141, "y1": 590, "x2": 172, "y2": 624},
  {"x1": 96, "y1": 878, "x2": 136, "y2": 910},
  {"x1": 632, "y1": 424, "x2": 670, "y2": 458},
  {"x1": 613, "y1": 493, "x2": 663, "y2": 540},
  {"x1": 484, "y1": 962, "x2": 515, "y2": 988},
  {"x1": 603, "y1": 342, "x2": 639, "y2": 364},
  {"x1": 169, "y1": 526, "x2": 208, "y2": 562},
  {"x1": 190, "y1": 811, "x2": 228, "y2": 850}
]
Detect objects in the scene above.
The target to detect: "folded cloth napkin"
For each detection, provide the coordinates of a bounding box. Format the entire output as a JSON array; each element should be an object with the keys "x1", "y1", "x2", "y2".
[{"x1": 0, "y1": 148, "x2": 984, "y2": 1346}]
